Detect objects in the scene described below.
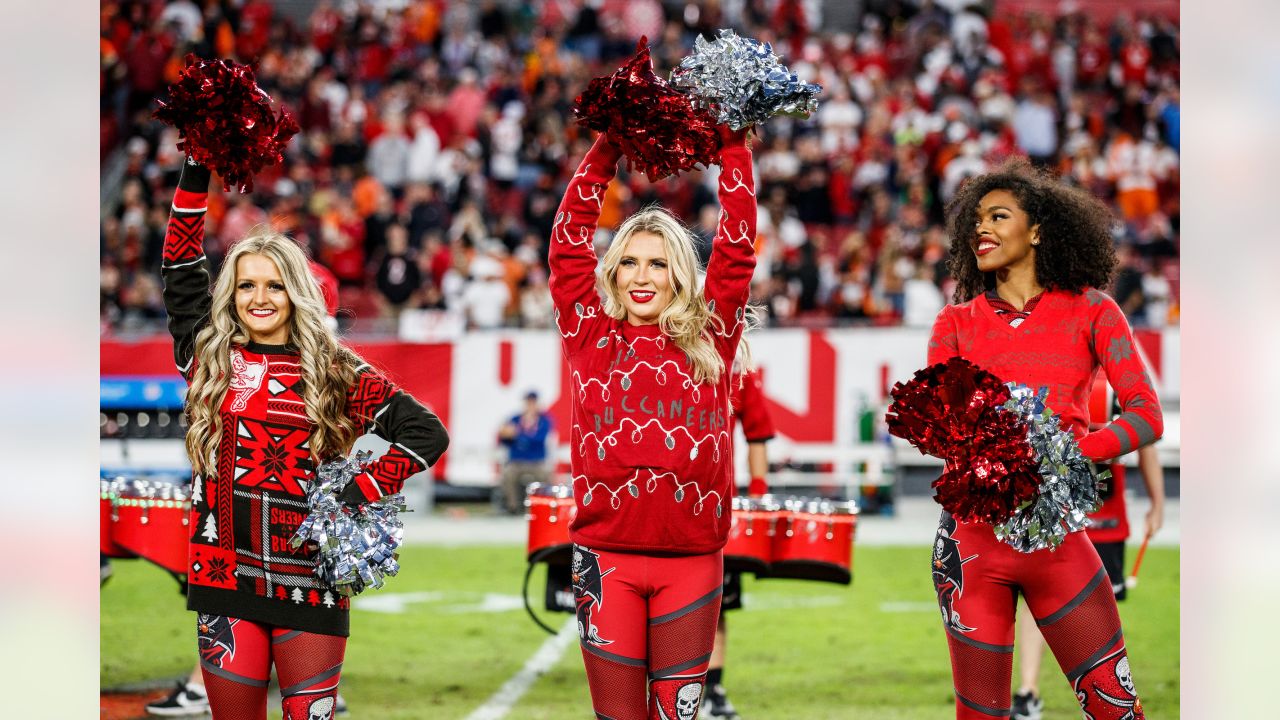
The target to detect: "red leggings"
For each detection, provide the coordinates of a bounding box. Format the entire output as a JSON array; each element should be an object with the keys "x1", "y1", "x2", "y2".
[
  {"x1": 572, "y1": 545, "x2": 723, "y2": 720},
  {"x1": 932, "y1": 514, "x2": 1144, "y2": 719},
  {"x1": 196, "y1": 613, "x2": 346, "y2": 720}
]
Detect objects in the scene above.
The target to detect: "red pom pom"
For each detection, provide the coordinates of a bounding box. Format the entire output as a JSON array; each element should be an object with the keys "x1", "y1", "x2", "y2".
[
  {"x1": 885, "y1": 357, "x2": 1040, "y2": 524},
  {"x1": 153, "y1": 55, "x2": 300, "y2": 193},
  {"x1": 572, "y1": 39, "x2": 720, "y2": 181}
]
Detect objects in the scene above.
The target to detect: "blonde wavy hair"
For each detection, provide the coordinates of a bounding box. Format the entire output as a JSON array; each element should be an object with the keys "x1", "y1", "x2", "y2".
[
  {"x1": 600, "y1": 207, "x2": 758, "y2": 385},
  {"x1": 184, "y1": 230, "x2": 364, "y2": 476}
]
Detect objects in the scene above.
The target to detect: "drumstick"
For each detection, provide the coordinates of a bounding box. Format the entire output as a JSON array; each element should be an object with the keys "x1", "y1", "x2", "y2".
[{"x1": 1124, "y1": 533, "x2": 1151, "y2": 590}]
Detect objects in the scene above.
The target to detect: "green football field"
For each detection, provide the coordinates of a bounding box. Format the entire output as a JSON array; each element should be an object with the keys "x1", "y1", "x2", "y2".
[{"x1": 101, "y1": 544, "x2": 1178, "y2": 719}]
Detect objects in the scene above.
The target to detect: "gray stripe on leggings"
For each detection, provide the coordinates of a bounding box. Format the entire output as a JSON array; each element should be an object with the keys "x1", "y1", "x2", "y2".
[
  {"x1": 279, "y1": 664, "x2": 343, "y2": 697},
  {"x1": 945, "y1": 626, "x2": 1013, "y2": 654},
  {"x1": 272, "y1": 629, "x2": 303, "y2": 645},
  {"x1": 650, "y1": 653, "x2": 712, "y2": 679},
  {"x1": 199, "y1": 659, "x2": 269, "y2": 688},
  {"x1": 1067, "y1": 628, "x2": 1126, "y2": 682},
  {"x1": 649, "y1": 585, "x2": 722, "y2": 625},
  {"x1": 956, "y1": 692, "x2": 1012, "y2": 717},
  {"x1": 1037, "y1": 568, "x2": 1108, "y2": 627},
  {"x1": 581, "y1": 642, "x2": 646, "y2": 667}
]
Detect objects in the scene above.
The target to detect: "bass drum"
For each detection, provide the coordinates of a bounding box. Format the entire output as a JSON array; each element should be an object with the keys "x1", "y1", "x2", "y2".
[
  {"x1": 769, "y1": 498, "x2": 858, "y2": 585},
  {"x1": 525, "y1": 482, "x2": 576, "y2": 565}
]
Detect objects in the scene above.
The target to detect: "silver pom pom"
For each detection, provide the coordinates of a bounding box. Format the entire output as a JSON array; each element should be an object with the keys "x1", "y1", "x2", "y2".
[
  {"x1": 992, "y1": 385, "x2": 1105, "y2": 553},
  {"x1": 290, "y1": 451, "x2": 409, "y2": 596},
  {"x1": 671, "y1": 29, "x2": 822, "y2": 130}
]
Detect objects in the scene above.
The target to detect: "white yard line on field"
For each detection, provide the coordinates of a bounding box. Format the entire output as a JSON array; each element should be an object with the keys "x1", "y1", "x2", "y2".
[{"x1": 462, "y1": 617, "x2": 577, "y2": 720}]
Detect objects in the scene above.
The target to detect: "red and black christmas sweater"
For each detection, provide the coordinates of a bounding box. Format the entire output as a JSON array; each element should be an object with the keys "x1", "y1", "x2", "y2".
[
  {"x1": 928, "y1": 288, "x2": 1163, "y2": 527},
  {"x1": 551, "y1": 136, "x2": 757, "y2": 555},
  {"x1": 162, "y1": 161, "x2": 449, "y2": 636}
]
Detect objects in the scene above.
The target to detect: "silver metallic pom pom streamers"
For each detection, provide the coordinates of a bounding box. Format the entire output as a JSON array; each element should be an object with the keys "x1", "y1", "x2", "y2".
[
  {"x1": 993, "y1": 385, "x2": 1106, "y2": 553},
  {"x1": 291, "y1": 451, "x2": 409, "y2": 596},
  {"x1": 671, "y1": 29, "x2": 822, "y2": 130}
]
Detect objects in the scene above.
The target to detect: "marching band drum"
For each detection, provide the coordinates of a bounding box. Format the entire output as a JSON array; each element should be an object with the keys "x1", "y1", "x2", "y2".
[
  {"x1": 100, "y1": 474, "x2": 192, "y2": 575},
  {"x1": 524, "y1": 482, "x2": 859, "y2": 585},
  {"x1": 524, "y1": 481, "x2": 577, "y2": 565}
]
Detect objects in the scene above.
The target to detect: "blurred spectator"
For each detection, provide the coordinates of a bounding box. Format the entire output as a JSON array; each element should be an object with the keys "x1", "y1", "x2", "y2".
[
  {"x1": 903, "y1": 258, "x2": 946, "y2": 328},
  {"x1": 375, "y1": 223, "x2": 423, "y2": 319},
  {"x1": 1141, "y1": 258, "x2": 1173, "y2": 329},
  {"x1": 497, "y1": 390, "x2": 554, "y2": 515},
  {"x1": 460, "y1": 247, "x2": 510, "y2": 329},
  {"x1": 1111, "y1": 243, "x2": 1146, "y2": 321},
  {"x1": 100, "y1": 0, "x2": 1179, "y2": 336}
]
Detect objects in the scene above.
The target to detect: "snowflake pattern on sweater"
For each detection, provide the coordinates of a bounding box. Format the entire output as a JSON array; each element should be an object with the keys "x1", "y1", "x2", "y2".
[
  {"x1": 927, "y1": 289, "x2": 1162, "y2": 463},
  {"x1": 161, "y1": 161, "x2": 448, "y2": 636},
  {"x1": 550, "y1": 137, "x2": 757, "y2": 555}
]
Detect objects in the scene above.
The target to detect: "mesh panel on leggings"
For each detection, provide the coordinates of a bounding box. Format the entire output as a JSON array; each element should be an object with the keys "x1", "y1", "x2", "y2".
[
  {"x1": 1037, "y1": 579, "x2": 1123, "y2": 678},
  {"x1": 945, "y1": 634, "x2": 1012, "y2": 717},
  {"x1": 202, "y1": 671, "x2": 269, "y2": 720},
  {"x1": 648, "y1": 600, "x2": 718, "y2": 675},
  {"x1": 274, "y1": 631, "x2": 346, "y2": 695},
  {"x1": 581, "y1": 649, "x2": 649, "y2": 720}
]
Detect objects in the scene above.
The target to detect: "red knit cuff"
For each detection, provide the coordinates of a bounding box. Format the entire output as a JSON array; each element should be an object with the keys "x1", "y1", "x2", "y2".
[
  {"x1": 337, "y1": 472, "x2": 381, "y2": 506},
  {"x1": 747, "y1": 476, "x2": 768, "y2": 496}
]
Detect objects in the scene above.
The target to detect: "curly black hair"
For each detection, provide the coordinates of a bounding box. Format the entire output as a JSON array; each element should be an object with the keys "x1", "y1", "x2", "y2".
[{"x1": 944, "y1": 157, "x2": 1117, "y2": 303}]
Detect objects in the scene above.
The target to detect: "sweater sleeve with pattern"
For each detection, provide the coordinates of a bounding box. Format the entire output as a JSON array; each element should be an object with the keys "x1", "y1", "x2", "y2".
[
  {"x1": 160, "y1": 159, "x2": 215, "y2": 380},
  {"x1": 337, "y1": 366, "x2": 450, "y2": 505},
  {"x1": 1077, "y1": 290, "x2": 1163, "y2": 460},
  {"x1": 548, "y1": 135, "x2": 622, "y2": 355},
  {"x1": 704, "y1": 144, "x2": 758, "y2": 363}
]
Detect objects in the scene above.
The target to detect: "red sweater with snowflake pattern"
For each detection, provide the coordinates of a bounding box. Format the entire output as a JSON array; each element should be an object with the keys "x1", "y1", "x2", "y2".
[
  {"x1": 928, "y1": 289, "x2": 1162, "y2": 464},
  {"x1": 550, "y1": 136, "x2": 757, "y2": 555},
  {"x1": 162, "y1": 161, "x2": 448, "y2": 635}
]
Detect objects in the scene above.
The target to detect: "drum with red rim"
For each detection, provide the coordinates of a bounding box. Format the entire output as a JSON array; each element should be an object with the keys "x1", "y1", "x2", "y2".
[
  {"x1": 100, "y1": 477, "x2": 138, "y2": 559},
  {"x1": 769, "y1": 498, "x2": 858, "y2": 585},
  {"x1": 110, "y1": 476, "x2": 192, "y2": 575},
  {"x1": 723, "y1": 495, "x2": 782, "y2": 575},
  {"x1": 525, "y1": 482, "x2": 576, "y2": 564}
]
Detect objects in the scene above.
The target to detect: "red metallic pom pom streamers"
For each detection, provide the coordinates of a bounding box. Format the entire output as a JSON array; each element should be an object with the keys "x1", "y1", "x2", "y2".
[
  {"x1": 572, "y1": 39, "x2": 720, "y2": 182},
  {"x1": 153, "y1": 55, "x2": 300, "y2": 193},
  {"x1": 886, "y1": 357, "x2": 1041, "y2": 524}
]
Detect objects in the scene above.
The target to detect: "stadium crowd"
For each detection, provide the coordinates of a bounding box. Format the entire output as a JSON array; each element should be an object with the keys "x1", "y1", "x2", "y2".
[{"x1": 101, "y1": 0, "x2": 1180, "y2": 336}]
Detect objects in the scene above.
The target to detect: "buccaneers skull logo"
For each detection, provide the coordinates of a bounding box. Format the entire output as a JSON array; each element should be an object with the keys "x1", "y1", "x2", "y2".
[
  {"x1": 571, "y1": 545, "x2": 615, "y2": 646},
  {"x1": 197, "y1": 613, "x2": 238, "y2": 667},
  {"x1": 1075, "y1": 650, "x2": 1143, "y2": 719},
  {"x1": 932, "y1": 515, "x2": 977, "y2": 633}
]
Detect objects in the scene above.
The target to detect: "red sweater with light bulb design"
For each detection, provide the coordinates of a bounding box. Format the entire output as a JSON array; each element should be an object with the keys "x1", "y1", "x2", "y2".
[
  {"x1": 551, "y1": 137, "x2": 757, "y2": 555},
  {"x1": 162, "y1": 161, "x2": 448, "y2": 636},
  {"x1": 928, "y1": 288, "x2": 1162, "y2": 468}
]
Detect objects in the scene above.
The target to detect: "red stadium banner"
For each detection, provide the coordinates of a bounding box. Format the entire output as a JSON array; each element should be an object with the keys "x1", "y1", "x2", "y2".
[{"x1": 102, "y1": 327, "x2": 1177, "y2": 485}]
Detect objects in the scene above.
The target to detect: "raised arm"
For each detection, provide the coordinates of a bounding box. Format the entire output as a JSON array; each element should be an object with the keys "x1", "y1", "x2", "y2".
[
  {"x1": 337, "y1": 366, "x2": 450, "y2": 505},
  {"x1": 1078, "y1": 290, "x2": 1164, "y2": 460},
  {"x1": 704, "y1": 129, "x2": 758, "y2": 360},
  {"x1": 548, "y1": 134, "x2": 622, "y2": 354},
  {"x1": 160, "y1": 159, "x2": 214, "y2": 380}
]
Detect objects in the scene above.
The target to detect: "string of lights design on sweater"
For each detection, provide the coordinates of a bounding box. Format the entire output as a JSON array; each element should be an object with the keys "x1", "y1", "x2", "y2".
[
  {"x1": 548, "y1": 144, "x2": 758, "y2": 529},
  {"x1": 573, "y1": 359, "x2": 703, "y2": 404},
  {"x1": 572, "y1": 467, "x2": 726, "y2": 516}
]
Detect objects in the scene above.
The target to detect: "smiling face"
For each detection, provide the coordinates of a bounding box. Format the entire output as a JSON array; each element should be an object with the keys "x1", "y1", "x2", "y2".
[
  {"x1": 613, "y1": 231, "x2": 674, "y2": 325},
  {"x1": 234, "y1": 253, "x2": 293, "y2": 344},
  {"x1": 973, "y1": 189, "x2": 1039, "y2": 274}
]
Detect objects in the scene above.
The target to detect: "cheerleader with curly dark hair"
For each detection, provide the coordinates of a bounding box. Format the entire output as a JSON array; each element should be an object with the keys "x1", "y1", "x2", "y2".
[{"x1": 926, "y1": 159, "x2": 1162, "y2": 719}]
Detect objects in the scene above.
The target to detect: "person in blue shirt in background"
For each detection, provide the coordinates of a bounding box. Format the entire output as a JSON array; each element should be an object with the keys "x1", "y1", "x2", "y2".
[{"x1": 498, "y1": 390, "x2": 555, "y2": 515}]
